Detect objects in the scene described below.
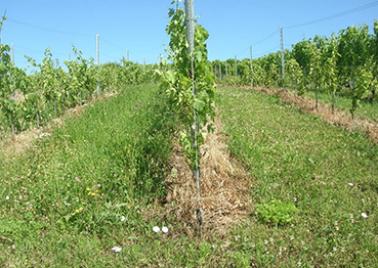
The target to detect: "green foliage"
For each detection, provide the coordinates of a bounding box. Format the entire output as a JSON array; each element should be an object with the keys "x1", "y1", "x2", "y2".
[
  {"x1": 257, "y1": 53, "x2": 281, "y2": 87},
  {"x1": 249, "y1": 63, "x2": 265, "y2": 86},
  {"x1": 285, "y1": 58, "x2": 304, "y2": 94},
  {"x1": 0, "y1": 84, "x2": 377, "y2": 267},
  {"x1": 0, "y1": 45, "x2": 12, "y2": 94},
  {"x1": 0, "y1": 42, "x2": 153, "y2": 134},
  {"x1": 374, "y1": 21, "x2": 378, "y2": 69},
  {"x1": 215, "y1": 22, "x2": 378, "y2": 117},
  {"x1": 370, "y1": 20, "x2": 378, "y2": 103},
  {"x1": 231, "y1": 252, "x2": 251, "y2": 268},
  {"x1": 157, "y1": 2, "x2": 215, "y2": 167},
  {"x1": 292, "y1": 40, "x2": 314, "y2": 77},
  {"x1": 0, "y1": 85, "x2": 171, "y2": 232},
  {"x1": 0, "y1": 12, "x2": 6, "y2": 43},
  {"x1": 0, "y1": 17, "x2": 155, "y2": 134},
  {"x1": 292, "y1": 40, "x2": 322, "y2": 102},
  {"x1": 256, "y1": 200, "x2": 298, "y2": 225},
  {"x1": 351, "y1": 66, "x2": 374, "y2": 117},
  {"x1": 64, "y1": 47, "x2": 96, "y2": 105},
  {"x1": 338, "y1": 26, "x2": 371, "y2": 82},
  {"x1": 337, "y1": 25, "x2": 373, "y2": 115},
  {"x1": 219, "y1": 87, "x2": 378, "y2": 266},
  {"x1": 321, "y1": 37, "x2": 339, "y2": 111}
]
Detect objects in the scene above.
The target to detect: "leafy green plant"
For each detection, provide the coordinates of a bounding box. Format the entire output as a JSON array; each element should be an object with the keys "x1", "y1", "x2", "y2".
[
  {"x1": 215, "y1": 22, "x2": 377, "y2": 118},
  {"x1": 338, "y1": 25, "x2": 372, "y2": 117},
  {"x1": 64, "y1": 47, "x2": 96, "y2": 106},
  {"x1": 156, "y1": 1, "x2": 215, "y2": 228},
  {"x1": 157, "y1": 2, "x2": 215, "y2": 171},
  {"x1": 370, "y1": 20, "x2": 378, "y2": 103},
  {"x1": 294, "y1": 40, "x2": 322, "y2": 108},
  {"x1": 351, "y1": 66, "x2": 374, "y2": 117},
  {"x1": 256, "y1": 200, "x2": 298, "y2": 225},
  {"x1": 117, "y1": 59, "x2": 145, "y2": 86},
  {"x1": 0, "y1": 31, "x2": 154, "y2": 135},
  {"x1": 285, "y1": 58, "x2": 304, "y2": 95},
  {"x1": 321, "y1": 37, "x2": 340, "y2": 113}
]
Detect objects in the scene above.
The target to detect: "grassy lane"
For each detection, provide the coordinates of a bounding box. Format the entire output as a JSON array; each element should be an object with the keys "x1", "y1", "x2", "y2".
[
  {"x1": 304, "y1": 91, "x2": 378, "y2": 122},
  {"x1": 218, "y1": 87, "x2": 378, "y2": 267},
  {"x1": 0, "y1": 84, "x2": 242, "y2": 268},
  {"x1": 0, "y1": 84, "x2": 179, "y2": 267},
  {"x1": 1, "y1": 84, "x2": 377, "y2": 267},
  {"x1": 0, "y1": 84, "x2": 250, "y2": 267}
]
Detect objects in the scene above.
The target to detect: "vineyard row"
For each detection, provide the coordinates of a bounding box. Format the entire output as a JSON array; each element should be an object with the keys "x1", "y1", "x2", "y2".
[{"x1": 212, "y1": 21, "x2": 378, "y2": 117}]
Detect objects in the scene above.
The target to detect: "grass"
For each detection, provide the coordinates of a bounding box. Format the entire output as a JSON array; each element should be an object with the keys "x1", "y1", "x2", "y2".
[
  {"x1": 218, "y1": 87, "x2": 378, "y2": 267},
  {"x1": 305, "y1": 90, "x2": 378, "y2": 122},
  {"x1": 0, "y1": 84, "x2": 377, "y2": 267},
  {"x1": 0, "y1": 84, "x2": 178, "y2": 267}
]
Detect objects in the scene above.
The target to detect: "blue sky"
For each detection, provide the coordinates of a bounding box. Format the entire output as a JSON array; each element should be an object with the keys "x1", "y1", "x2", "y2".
[{"x1": 1, "y1": 0, "x2": 377, "y2": 68}]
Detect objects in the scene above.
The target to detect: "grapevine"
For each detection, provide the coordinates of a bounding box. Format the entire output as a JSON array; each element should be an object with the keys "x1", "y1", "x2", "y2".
[
  {"x1": 157, "y1": 0, "x2": 215, "y2": 227},
  {"x1": 212, "y1": 21, "x2": 378, "y2": 117}
]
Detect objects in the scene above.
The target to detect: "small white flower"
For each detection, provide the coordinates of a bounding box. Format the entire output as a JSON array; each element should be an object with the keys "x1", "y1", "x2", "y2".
[
  {"x1": 162, "y1": 226, "x2": 169, "y2": 234},
  {"x1": 5, "y1": 196, "x2": 9, "y2": 200},
  {"x1": 361, "y1": 212, "x2": 368, "y2": 219},
  {"x1": 120, "y1": 216, "x2": 126, "y2": 222},
  {"x1": 111, "y1": 246, "x2": 122, "y2": 253},
  {"x1": 38, "y1": 132, "x2": 51, "y2": 139},
  {"x1": 152, "y1": 226, "x2": 160, "y2": 233},
  {"x1": 348, "y1": 183, "x2": 354, "y2": 187}
]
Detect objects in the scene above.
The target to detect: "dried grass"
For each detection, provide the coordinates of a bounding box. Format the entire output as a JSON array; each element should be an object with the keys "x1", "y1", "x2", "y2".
[{"x1": 164, "y1": 118, "x2": 252, "y2": 235}]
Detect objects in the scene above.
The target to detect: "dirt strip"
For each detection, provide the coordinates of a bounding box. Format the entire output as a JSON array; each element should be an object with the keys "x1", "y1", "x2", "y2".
[{"x1": 238, "y1": 86, "x2": 378, "y2": 144}]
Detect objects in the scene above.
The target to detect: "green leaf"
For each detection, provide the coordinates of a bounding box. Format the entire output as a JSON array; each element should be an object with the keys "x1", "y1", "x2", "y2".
[{"x1": 193, "y1": 98, "x2": 206, "y2": 112}]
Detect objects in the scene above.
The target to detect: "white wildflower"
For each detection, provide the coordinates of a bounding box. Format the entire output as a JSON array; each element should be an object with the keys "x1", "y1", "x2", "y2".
[
  {"x1": 111, "y1": 246, "x2": 122, "y2": 253},
  {"x1": 361, "y1": 212, "x2": 368, "y2": 219},
  {"x1": 152, "y1": 226, "x2": 160, "y2": 233},
  {"x1": 120, "y1": 216, "x2": 127, "y2": 222},
  {"x1": 162, "y1": 226, "x2": 169, "y2": 234},
  {"x1": 5, "y1": 196, "x2": 9, "y2": 200},
  {"x1": 347, "y1": 183, "x2": 354, "y2": 187},
  {"x1": 38, "y1": 132, "x2": 51, "y2": 139}
]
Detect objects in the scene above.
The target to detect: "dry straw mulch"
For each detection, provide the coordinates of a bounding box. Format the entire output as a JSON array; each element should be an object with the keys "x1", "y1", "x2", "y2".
[{"x1": 164, "y1": 118, "x2": 252, "y2": 236}]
